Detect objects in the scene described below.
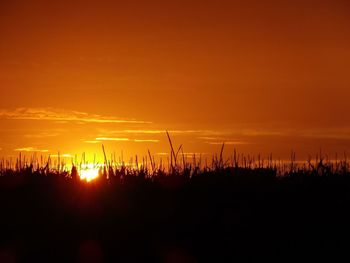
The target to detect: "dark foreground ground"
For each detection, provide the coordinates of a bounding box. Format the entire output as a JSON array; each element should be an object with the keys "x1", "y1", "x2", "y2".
[{"x1": 1, "y1": 168, "x2": 350, "y2": 262}]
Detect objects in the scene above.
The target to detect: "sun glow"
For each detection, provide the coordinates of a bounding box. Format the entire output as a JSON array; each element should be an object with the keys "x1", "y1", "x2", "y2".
[{"x1": 80, "y1": 164, "x2": 100, "y2": 182}]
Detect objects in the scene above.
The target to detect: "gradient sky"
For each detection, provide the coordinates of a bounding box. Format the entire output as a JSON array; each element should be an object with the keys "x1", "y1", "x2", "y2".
[{"x1": 1, "y1": 0, "x2": 350, "y2": 163}]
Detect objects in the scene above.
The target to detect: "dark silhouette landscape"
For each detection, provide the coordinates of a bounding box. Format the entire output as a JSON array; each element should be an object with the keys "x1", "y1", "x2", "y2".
[{"x1": 1, "y1": 145, "x2": 350, "y2": 262}]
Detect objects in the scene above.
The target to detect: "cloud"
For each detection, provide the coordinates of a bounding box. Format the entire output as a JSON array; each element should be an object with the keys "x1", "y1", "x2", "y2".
[
  {"x1": 241, "y1": 129, "x2": 290, "y2": 137},
  {"x1": 206, "y1": 141, "x2": 248, "y2": 145},
  {"x1": 96, "y1": 137, "x2": 130, "y2": 141},
  {"x1": 119, "y1": 130, "x2": 164, "y2": 134},
  {"x1": 104, "y1": 127, "x2": 350, "y2": 140},
  {"x1": 134, "y1": 139, "x2": 159, "y2": 143},
  {"x1": 241, "y1": 127, "x2": 350, "y2": 140},
  {"x1": 197, "y1": 137, "x2": 221, "y2": 140},
  {"x1": 95, "y1": 138, "x2": 159, "y2": 143},
  {"x1": 99, "y1": 129, "x2": 228, "y2": 136},
  {"x1": 299, "y1": 128, "x2": 350, "y2": 140},
  {"x1": 84, "y1": 140, "x2": 100, "y2": 144},
  {"x1": 14, "y1": 147, "x2": 49, "y2": 153},
  {"x1": 0, "y1": 108, "x2": 151, "y2": 124}
]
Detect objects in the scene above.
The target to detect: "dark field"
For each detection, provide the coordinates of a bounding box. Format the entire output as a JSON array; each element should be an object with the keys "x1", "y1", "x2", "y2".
[{"x1": 1, "y1": 158, "x2": 350, "y2": 262}]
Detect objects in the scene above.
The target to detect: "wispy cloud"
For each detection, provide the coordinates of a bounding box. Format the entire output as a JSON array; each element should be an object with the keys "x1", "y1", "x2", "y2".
[
  {"x1": 99, "y1": 129, "x2": 226, "y2": 136},
  {"x1": 206, "y1": 141, "x2": 248, "y2": 145},
  {"x1": 95, "y1": 138, "x2": 159, "y2": 143},
  {"x1": 14, "y1": 147, "x2": 49, "y2": 153},
  {"x1": 197, "y1": 137, "x2": 221, "y2": 140},
  {"x1": 134, "y1": 139, "x2": 159, "y2": 143},
  {"x1": 241, "y1": 129, "x2": 289, "y2": 137},
  {"x1": 299, "y1": 128, "x2": 350, "y2": 140},
  {"x1": 96, "y1": 137, "x2": 130, "y2": 142},
  {"x1": 242, "y1": 127, "x2": 350, "y2": 140},
  {"x1": 0, "y1": 108, "x2": 151, "y2": 124},
  {"x1": 118, "y1": 130, "x2": 164, "y2": 134},
  {"x1": 101, "y1": 127, "x2": 350, "y2": 140},
  {"x1": 84, "y1": 140, "x2": 100, "y2": 144}
]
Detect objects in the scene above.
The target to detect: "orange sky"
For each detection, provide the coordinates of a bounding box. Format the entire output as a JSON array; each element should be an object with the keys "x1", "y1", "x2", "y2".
[{"x1": 1, "y1": 0, "x2": 350, "y2": 163}]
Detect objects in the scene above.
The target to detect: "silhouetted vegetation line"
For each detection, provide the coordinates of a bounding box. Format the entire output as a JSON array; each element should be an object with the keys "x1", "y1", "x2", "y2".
[{"x1": 1, "y1": 135, "x2": 350, "y2": 261}]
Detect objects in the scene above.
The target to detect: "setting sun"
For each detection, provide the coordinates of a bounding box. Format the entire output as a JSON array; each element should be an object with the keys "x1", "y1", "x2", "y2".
[{"x1": 80, "y1": 164, "x2": 100, "y2": 182}]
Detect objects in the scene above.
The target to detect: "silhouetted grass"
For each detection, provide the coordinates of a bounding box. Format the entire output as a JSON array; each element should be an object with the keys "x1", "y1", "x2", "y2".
[{"x1": 0, "y1": 139, "x2": 350, "y2": 262}]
